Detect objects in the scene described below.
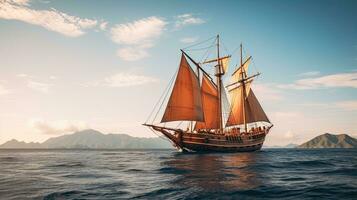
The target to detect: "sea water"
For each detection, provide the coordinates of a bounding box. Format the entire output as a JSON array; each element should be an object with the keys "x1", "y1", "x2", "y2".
[{"x1": 0, "y1": 149, "x2": 356, "y2": 199}]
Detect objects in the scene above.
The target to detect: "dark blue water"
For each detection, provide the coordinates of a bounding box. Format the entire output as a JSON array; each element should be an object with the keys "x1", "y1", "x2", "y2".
[{"x1": 0, "y1": 149, "x2": 356, "y2": 200}]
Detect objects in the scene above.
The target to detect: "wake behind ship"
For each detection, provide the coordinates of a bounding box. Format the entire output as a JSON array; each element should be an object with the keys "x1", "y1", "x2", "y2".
[{"x1": 144, "y1": 35, "x2": 273, "y2": 152}]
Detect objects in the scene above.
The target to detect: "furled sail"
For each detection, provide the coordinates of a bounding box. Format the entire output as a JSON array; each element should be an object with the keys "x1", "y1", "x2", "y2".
[
  {"x1": 195, "y1": 74, "x2": 219, "y2": 130},
  {"x1": 226, "y1": 83, "x2": 270, "y2": 127},
  {"x1": 161, "y1": 54, "x2": 204, "y2": 123}
]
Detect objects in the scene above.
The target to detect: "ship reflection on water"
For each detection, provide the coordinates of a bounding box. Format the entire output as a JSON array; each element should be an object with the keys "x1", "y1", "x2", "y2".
[{"x1": 163, "y1": 152, "x2": 262, "y2": 193}]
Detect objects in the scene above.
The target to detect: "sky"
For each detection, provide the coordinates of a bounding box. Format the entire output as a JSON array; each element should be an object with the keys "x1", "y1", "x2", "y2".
[{"x1": 0, "y1": 0, "x2": 356, "y2": 146}]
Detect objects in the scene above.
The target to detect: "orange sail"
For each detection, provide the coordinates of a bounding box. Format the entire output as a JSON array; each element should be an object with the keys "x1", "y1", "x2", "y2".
[
  {"x1": 226, "y1": 84, "x2": 270, "y2": 127},
  {"x1": 195, "y1": 75, "x2": 219, "y2": 130},
  {"x1": 246, "y1": 89, "x2": 270, "y2": 123},
  {"x1": 161, "y1": 54, "x2": 204, "y2": 122}
]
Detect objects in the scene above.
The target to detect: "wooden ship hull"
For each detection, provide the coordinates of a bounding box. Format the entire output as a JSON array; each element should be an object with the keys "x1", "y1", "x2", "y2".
[{"x1": 145, "y1": 124, "x2": 269, "y2": 152}]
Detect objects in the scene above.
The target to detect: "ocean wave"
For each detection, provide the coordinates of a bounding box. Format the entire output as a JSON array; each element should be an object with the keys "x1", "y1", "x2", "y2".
[
  {"x1": 47, "y1": 162, "x2": 85, "y2": 168},
  {"x1": 0, "y1": 149, "x2": 356, "y2": 200}
]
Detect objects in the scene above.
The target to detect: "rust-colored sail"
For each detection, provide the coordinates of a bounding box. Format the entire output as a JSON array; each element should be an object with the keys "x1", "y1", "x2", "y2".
[
  {"x1": 226, "y1": 83, "x2": 270, "y2": 127},
  {"x1": 161, "y1": 54, "x2": 204, "y2": 123},
  {"x1": 195, "y1": 75, "x2": 219, "y2": 130},
  {"x1": 246, "y1": 89, "x2": 270, "y2": 123}
]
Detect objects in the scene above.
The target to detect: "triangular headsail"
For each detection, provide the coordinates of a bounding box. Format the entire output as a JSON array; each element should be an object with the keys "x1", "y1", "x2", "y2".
[
  {"x1": 161, "y1": 54, "x2": 204, "y2": 123},
  {"x1": 195, "y1": 74, "x2": 220, "y2": 130}
]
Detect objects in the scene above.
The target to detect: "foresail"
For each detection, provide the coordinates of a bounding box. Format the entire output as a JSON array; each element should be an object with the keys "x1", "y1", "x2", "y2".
[
  {"x1": 195, "y1": 75, "x2": 220, "y2": 130},
  {"x1": 161, "y1": 54, "x2": 204, "y2": 123}
]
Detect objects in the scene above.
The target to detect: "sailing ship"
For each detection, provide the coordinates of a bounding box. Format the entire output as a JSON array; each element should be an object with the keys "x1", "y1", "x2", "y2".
[{"x1": 144, "y1": 35, "x2": 273, "y2": 152}]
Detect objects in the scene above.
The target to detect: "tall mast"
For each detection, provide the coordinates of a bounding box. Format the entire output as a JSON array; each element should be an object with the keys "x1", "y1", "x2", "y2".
[
  {"x1": 240, "y1": 43, "x2": 248, "y2": 132},
  {"x1": 216, "y1": 35, "x2": 223, "y2": 133}
]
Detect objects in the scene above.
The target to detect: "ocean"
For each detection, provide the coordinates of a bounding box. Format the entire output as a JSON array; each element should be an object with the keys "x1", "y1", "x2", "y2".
[{"x1": 0, "y1": 149, "x2": 356, "y2": 200}]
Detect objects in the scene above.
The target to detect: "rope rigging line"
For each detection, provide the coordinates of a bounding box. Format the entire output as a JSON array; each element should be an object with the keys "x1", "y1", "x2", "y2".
[
  {"x1": 199, "y1": 38, "x2": 217, "y2": 63},
  {"x1": 175, "y1": 121, "x2": 183, "y2": 129},
  {"x1": 184, "y1": 44, "x2": 216, "y2": 51},
  {"x1": 145, "y1": 68, "x2": 178, "y2": 124},
  {"x1": 220, "y1": 40, "x2": 231, "y2": 57},
  {"x1": 151, "y1": 68, "x2": 178, "y2": 124},
  {"x1": 181, "y1": 36, "x2": 216, "y2": 50},
  {"x1": 148, "y1": 127, "x2": 170, "y2": 142},
  {"x1": 242, "y1": 45, "x2": 260, "y2": 75}
]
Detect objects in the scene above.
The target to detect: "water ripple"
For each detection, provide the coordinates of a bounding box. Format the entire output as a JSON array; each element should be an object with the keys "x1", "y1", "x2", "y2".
[{"x1": 0, "y1": 149, "x2": 356, "y2": 199}]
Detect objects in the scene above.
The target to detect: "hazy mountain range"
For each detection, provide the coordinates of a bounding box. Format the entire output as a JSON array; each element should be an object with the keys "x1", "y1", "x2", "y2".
[
  {"x1": 0, "y1": 129, "x2": 172, "y2": 149},
  {"x1": 0, "y1": 130, "x2": 356, "y2": 149},
  {"x1": 264, "y1": 143, "x2": 298, "y2": 148}
]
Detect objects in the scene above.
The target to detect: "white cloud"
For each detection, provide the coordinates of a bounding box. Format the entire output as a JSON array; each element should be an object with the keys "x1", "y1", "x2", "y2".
[
  {"x1": 27, "y1": 80, "x2": 51, "y2": 93},
  {"x1": 116, "y1": 46, "x2": 149, "y2": 61},
  {"x1": 8, "y1": 0, "x2": 29, "y2": 5},
  {"x1": 335, "y1": 101, "x2": 357, "y2": 111},
  {"x1": 110, "y1": 16, "x2": 167, "y2": 61},
  {"x1": 99, "y1": 21, "x2": 108, "y2": 30},
  {"x1": 278, "y1": 72, "x2": 357, "y2": 89},
  {"x1": 17, "y1": 73, "x2": 31, "y2": 78},
  {"x1": 111, "y1": 16, "x2": 166, "y2": 45},
  {"x1": 295, "y1": 101, "x2": 357, "y2": 112},
  {"x1": 175, "y1": 13, "x2": 205, "y2": 28},
  {"x1": 0, "y1": 0, "x2": 98, "y2": 37},
  {"x1": 180, "y1": 37, "x2": 199, "y2": 44},
  {"x1": 252, "y1": 83, "x2": 283, "y2": 101},
  {"x1": 103, "y1": 73, "x2": 158, "y2": 87},
  {"x1": 298, "y1": 71, "x2": 320, "y2": 77},
  {"x1": 272, "y1": 111, "x2": 303, "y2": 119},
  {"x1": 17, "y1": 73, "x2": 53, "y2": 92},
  {"x1": 88, "y1": 73, "x2": 159, "y2": 88},
  {"x1": 29, "y1": 118, "x2": 88, "y2": 135},
  {"x1": 0, "y1": 84, "x2": 10, "y2": 95}
]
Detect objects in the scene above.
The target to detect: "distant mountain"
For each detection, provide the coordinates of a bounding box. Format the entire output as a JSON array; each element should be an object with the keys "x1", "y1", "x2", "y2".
[
  {"x1": 298, "y1": 133, "x2": 357, "y2": 148},
  {"x1": 0, "y1": 139, "x2": 42, "y2": 149},
  {"x1": 264, "y1": 143, "x2": 298, "y2": 148},
  {"x1": 0, "y1": 129, "x2": 172, "y2": 149},
  {"x1": 284, "y1": 143, "x2": 298, "y2": 148}
]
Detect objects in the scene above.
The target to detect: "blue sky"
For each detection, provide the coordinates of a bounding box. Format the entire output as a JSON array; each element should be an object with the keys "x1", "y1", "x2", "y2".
[{"x1": 0, "y1": 0, "x2": 356, "y2": 145}]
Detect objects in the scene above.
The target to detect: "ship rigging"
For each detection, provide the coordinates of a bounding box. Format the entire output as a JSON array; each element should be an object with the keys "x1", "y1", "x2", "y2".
[{"x1": 144, "y1": 35, "x2": 273, "y2": 152}]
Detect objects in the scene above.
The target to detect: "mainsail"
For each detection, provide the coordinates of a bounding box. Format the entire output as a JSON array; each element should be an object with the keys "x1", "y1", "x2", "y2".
[
  {"x1": 161, "y1": 54, "x2": 204, "y2": 123},
  {"x1": 194, "y1": 74, "x2": 219, "y2": 130}
]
